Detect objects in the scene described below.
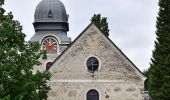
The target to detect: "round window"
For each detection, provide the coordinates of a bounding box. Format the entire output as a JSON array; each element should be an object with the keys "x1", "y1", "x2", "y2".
[{"x1": 86, "y1": 57, "x2": 99, "y2": 73}]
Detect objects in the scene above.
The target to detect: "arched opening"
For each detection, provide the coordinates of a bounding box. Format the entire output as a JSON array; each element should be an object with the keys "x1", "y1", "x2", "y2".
[
  {"x1": 46, "y1": 62, "x2": 53, "y2": 70},
  {"x1": 87, "y1": 89, "x2": 99, "y2": 100},
  {"x1": 144, "y1": 79, "x2": 148, "y2": 91}
]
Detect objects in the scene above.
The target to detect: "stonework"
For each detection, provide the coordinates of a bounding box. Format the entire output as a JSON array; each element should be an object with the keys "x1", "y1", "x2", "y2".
[
  {"x1": 31, "y1": 1, "x2": 146, "y2": 99},
  {"x1": 48, "y1": 24, "x2": 146, "y2": 100},
  {"x1": 48, "y1": 82, "x2": 144, "y2": 100},
  {"x1": 59, "y1": 45, "x2": 68, "y2": 53},
  {"x1": 33, "y1": 54, "x2": 59, "y2": 72}
]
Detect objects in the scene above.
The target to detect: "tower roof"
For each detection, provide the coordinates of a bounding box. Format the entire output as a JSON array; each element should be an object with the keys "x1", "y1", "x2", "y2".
[{"x1": 34, "y1": 0, "x2": 68, "y2": 23}]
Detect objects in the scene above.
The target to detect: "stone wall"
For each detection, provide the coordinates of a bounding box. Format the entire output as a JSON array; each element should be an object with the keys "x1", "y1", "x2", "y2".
[
  {"x1": 48, "y1": 24, "x2": 146, "y2": 100},
  {"x1": 48, "y1": 82, "x2": 144, "y2": 100},
  {"x1": 50, "y1": 24, "x2": 144, "y2": 82}
]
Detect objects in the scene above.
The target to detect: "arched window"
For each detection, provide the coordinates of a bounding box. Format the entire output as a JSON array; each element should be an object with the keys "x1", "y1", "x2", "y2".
[
  {"x1": 87, "y1": 89, "x2": 99, "y2": 100},
  {"x1": 46, "y1": 62, "x2": 53, "y2": 70}
]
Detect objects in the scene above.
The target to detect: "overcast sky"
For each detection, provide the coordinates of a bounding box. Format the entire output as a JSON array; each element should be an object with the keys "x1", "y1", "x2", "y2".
[{"x1": 4, "y1": 0, "x2": 159, "y2": 71}]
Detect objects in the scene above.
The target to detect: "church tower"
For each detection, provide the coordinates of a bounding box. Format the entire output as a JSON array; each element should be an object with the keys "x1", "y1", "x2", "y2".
[
  {"x1": 31, "y1": 0, "x2": 71, "y2": 54},
  {"x1": 30, "y1": 0, "x2": 71, "y2": 70}
]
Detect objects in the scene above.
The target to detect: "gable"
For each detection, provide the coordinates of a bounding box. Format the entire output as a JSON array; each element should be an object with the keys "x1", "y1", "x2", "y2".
[{"x1": 50, "y1": 23, "x2": 146, "y2": 82}]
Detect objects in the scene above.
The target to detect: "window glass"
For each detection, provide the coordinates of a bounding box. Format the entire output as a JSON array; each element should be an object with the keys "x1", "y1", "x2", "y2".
[
  {"x1": 86, "y1": 57, "x2": 99, "y2": 73},
  {"x1": 46, "y1": 62, "x2": 53, "y2": 70},
  {"x1": 87, "y1": 89, "x2": 99, "y2": 100}
]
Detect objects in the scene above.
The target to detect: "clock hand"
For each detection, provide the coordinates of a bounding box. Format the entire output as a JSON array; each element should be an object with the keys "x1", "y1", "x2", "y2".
[
  {"x1": 49, "y1": 42, "x2": 57, "y2": 47},
  {"x1": 52, "y1": 42, "x2": 57, "y2": 45},
  {"x1": 49, "y1": 44, "x2": 52, "y2": 47}
]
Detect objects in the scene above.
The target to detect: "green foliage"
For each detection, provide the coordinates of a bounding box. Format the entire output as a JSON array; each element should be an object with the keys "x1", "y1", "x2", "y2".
[
  {"x1": 0, "y1": 1, "x2": 51, "y2": 100},
  {"x1": 91, "y1": 14, "x2": 110, "y2": 36},
  {"x1": 148, "y1": 0, "x2": 170, "y2": 99}
]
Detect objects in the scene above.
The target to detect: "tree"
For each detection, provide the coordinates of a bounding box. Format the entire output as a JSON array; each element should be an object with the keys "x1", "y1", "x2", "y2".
[
  {"x1": 91, "y1": 14, "x2": 110, "y2": 36},
  {"x1": 0, "y1": 1, "x2": 51, "y2": 100},
  {"x1": 148, "y1": 0, "x2": 170, "y2": 99}
]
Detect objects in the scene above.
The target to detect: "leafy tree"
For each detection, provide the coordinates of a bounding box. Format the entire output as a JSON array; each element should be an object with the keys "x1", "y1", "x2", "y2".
[
  {"x1": 91, "y1": 14, "x2": 110, "y2": 36},
  {"x1": 148, "y1": 0, "x2": 170, "y2": 99},
  {"x1": 0, "y1": 1, "x2": 51, "y2": 100}
]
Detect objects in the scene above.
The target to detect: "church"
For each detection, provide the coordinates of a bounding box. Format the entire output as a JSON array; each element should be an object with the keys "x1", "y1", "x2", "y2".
[{"x1": 30, "y1": 0, "x2": 146, "y2": 100}]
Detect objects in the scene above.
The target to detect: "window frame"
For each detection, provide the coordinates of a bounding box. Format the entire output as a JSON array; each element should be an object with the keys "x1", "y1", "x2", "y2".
[
  {"x1": 86, "y1": 56, "x2": 100, "y2": 73},
  {"x1": 86, "y1": 89, "x2": 99, "y2": 100}
]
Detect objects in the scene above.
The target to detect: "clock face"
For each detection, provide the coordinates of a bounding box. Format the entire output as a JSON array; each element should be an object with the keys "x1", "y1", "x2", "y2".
[{"x1": 41, "y1": 36, "x2": 58, "y2": 53}]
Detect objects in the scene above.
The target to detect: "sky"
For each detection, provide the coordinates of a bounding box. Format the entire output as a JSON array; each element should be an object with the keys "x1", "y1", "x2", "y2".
[{"x1": 4, "y1": 0, "x2": 159, "y2": 71}]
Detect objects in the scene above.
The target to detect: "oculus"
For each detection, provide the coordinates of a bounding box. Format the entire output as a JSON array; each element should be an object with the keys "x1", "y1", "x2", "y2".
[{"x1": 86, "y1": 57, "x2": 99, "y2": 73}]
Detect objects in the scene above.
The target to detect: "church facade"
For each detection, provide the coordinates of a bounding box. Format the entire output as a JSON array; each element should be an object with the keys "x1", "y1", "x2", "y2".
[{"x1": 31, "y1": 0, "x2": 146, "y2": 100}]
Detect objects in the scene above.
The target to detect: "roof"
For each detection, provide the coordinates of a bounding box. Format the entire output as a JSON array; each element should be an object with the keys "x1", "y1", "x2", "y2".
[
  {"x1": 49, "y1": 22, "x2": 146, "y2": 78},
  {"x1": 34, "y1": 0, "x2": 68, "y2": 23}
]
